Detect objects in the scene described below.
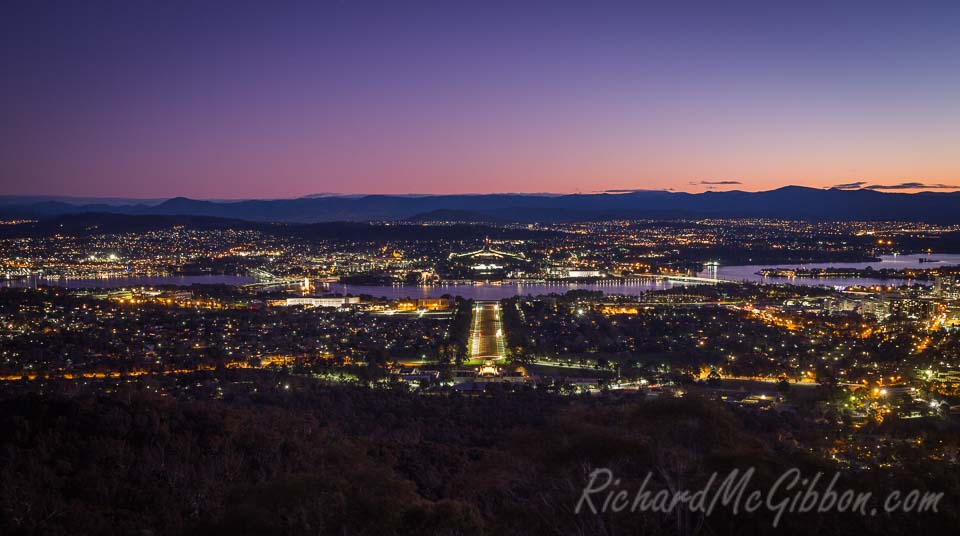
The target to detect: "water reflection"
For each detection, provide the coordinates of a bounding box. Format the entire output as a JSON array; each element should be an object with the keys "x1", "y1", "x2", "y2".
[{"x1": 3, "y1": 253, "x2": 955, "y2": 298}]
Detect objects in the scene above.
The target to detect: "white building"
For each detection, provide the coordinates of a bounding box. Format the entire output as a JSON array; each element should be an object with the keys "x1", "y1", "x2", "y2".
[{"x1": 283, "y1": 297, "x2": 360, "y2": 308}]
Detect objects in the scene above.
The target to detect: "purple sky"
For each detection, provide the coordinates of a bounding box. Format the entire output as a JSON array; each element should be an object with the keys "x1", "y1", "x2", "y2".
[{"x1": 2, "y1": 0, "x2": 959, "y2": 198}]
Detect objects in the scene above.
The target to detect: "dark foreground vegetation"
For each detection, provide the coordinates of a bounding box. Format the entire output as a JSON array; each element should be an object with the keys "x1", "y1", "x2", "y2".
[{"x1": 1, "y1": 381, "x2": 957, "y2": 536}]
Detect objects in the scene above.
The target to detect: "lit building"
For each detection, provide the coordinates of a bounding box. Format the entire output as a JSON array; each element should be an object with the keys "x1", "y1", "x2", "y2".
[
  {"x1": 446, "y1": 238, "x2": 529, "y2": 278},
  {"x1": 278, "y1": 297, "x2": 360, "y2": 308},
  {"x1": 545, "y1": 266, "x2": 603, "y2": 279},
  {"x1": 935, "y1": 274, "x2": 960, "y2": 300}
]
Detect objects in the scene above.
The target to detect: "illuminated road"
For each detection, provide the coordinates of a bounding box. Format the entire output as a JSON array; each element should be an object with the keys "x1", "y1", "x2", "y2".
[
  {"x1": 468, "y1": 300, "x2": 506, "y2": 361},
  {"x1": 632, "y1": 273, "x2": 733, "y2": 284}
]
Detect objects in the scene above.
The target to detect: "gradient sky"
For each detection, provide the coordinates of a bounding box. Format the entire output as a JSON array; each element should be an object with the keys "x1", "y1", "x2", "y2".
[{"x1": 2, "y1": 0, "x2": 959, "y2": 198}]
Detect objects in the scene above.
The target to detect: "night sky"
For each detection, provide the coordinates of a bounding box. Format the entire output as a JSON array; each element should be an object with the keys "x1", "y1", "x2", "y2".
[{"x1": 2, "y1": 0, "x2": 959, "y2": 198}]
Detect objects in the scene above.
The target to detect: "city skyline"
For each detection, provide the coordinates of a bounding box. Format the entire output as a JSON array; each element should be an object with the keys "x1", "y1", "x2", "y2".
[
  {"x1": 3, "y1": 3, "x2": 960, "y2": 533},
  {"x1": 3, "y1": 0, "x2": 960, "y2": 198}
]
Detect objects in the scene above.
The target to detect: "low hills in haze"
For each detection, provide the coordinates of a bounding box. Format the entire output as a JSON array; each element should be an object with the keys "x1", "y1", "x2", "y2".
[{"x1": 3, "y1": 187, "x2": 960, "y2": 223}]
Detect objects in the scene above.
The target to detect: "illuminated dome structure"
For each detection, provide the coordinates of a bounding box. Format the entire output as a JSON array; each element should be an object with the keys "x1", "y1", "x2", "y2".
[{"x1": 445, "y1": 238, "x2": 530, "y2": 279}]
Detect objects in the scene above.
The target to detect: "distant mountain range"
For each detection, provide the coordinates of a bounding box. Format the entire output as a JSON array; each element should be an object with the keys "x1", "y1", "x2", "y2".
[{"x1": 2, "y1": 187, "x2": 960, "y2": 223}]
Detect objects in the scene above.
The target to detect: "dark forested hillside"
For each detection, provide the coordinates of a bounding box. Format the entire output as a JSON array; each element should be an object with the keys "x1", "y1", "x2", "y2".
[
  {"x1": 0, "y1": 213, "x2": 558, "y2": 243},
  {"x1": 1, "y1": 384, "x2": 956, "y2": 535}
]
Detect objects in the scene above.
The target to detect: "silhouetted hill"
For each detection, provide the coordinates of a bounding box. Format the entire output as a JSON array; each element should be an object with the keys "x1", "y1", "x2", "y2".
[
  {"x1": 406, "y1": 209, "x2": 502, "y2": 222},
  {"x1": 0, "y1": 213, "x2": 264, "y2": 238},
  {"x1": 0, "y1": 213, "x2": 558, "y2": 242},
  {"x1": 4, "y1": 187, "x2": 960, "y2": 223},
  {"x1": 2, "y1": 387, "x2": 957, "y2": 535}
]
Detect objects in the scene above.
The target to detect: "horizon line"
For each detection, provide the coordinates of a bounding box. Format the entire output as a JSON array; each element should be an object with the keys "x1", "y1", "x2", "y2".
[{"x1": 3, "y1": 184, "x2": 960, "y2": 202}]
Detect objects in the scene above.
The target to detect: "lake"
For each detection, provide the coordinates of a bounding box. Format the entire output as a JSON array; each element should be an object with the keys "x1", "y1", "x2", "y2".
[
  {"x1": 1, "y1": 275, "x2": 257, "y2": 289},
  {"x1": 703, "y1": 253, "x2": 960, "y2": 287},
  {"x1": 3, "y1": 253, "x2": 956, "y2": 298}
]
